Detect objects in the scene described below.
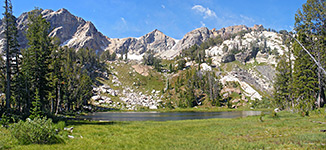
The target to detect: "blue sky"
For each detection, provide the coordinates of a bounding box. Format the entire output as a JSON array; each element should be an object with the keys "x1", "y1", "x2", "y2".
[{"x1": 9, "y1": 0, "x2": 306, "y2": 39}]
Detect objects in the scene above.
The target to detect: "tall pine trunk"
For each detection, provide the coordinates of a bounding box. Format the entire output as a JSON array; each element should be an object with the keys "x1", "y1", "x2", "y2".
[{"x1": 4, "y1": 0, "x2": 11, "y2": 110}]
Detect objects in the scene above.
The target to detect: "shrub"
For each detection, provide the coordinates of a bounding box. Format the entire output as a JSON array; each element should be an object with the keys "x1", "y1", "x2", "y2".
[
  {"x1": 54, "y1": 121, "x2": 66, "y2": 132},
  {"x1": 251, "y1": 97, "x2": 271, "y2": 109},
  {"x1": 10, "y1": 117, "x2": 62, "y2": 144},
  {"x1": 0, "y1": 114, "x2": 10, "y2": 127}
]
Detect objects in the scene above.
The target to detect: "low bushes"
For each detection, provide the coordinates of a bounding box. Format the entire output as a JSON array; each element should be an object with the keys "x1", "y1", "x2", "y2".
[{"x1": 10, "y1": 117, "x2": 63, "y2": 144}]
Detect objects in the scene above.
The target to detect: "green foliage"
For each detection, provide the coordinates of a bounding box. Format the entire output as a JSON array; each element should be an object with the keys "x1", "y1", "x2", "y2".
[
  {"x1": 251, "y1": 97, "x2": 271, "y2": 109},
  {"x1": 143, "y1": 50, "x2": 162, "y2": 71},
  {"x1": 3, "y1": 111, "x2": 326, "y2": 149},
  {"x1": 2, "y1": 0, "x2": 20, "y2": 110},
  {"x1": 225, "y1": 81, "x2": 240, "y2": 88},
  {"x1": 206, "y1": 57, "x2": 212, "y2": 66},
  {"x1": 273, "y1": 0, "x2": 326, "y2": 115},
  {"x1": 177, "y1": 59, "x2": 186, "y2": 70},
  {"x1": 20, "y1": 8, "x2": 53, "y2": 115},
  {"x1": 2, "y1": 8, "x2": 96, "y2": 116},
  {"x1": 100, "y1": 50, "x2": 116, "y2": 62},
  {"x1": 61, "y1": 47, "x2": 94, "y2": 111},
  {"x1": 10, "y1": 117, "x2": 62, "y2": 144},
  {"x1": 172, "y1": 68, "x2": 222, "y2": 108},
  {"x1": 273, "y1": 55, "x2": 291, "y2": 109},
  {"x1": 53, "y1": 121, "x2": 66, "y2": 132},
  {"x1": 168, "y1": 63, "x2": 175, "y2": 73},
  {"x1": 270, "y1": 111, "x2": 279, "y2": 119},
  {"x1": 0, "y1": 113, "x2": 10, "y2": 127},
  {"x1": 29, "y1": 89, "x2": 43, "y2": 120}
]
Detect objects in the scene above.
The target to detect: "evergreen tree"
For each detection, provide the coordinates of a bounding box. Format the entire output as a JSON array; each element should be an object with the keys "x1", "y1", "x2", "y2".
[
  {"x1": 273, "y1": 55, "x2": 291, "y2": 109},
  {"x1": 111, "y1": 51, "x2": 117, "y2": 61},
  {"x1": 293, "y1": 0, "x2": 326, "y2": 112},
  {"x1": 292, "y1": 33, "x2": 318, "y2": 115},
  {"x1": 100, "y1": 50, "x2": 111, "y2": 62},
  {"x1": 48, "y1": 39, "x2": 63, "y2": 113},
  {"x1": 29, "y1": 88, "x2": 42, "y2": 120},
  {"x1": 3, "y1": 0, "x2": 19, "y2": 110},
  {"x1": 21, "y1": 8, "x2": 53, "y2": 114}
]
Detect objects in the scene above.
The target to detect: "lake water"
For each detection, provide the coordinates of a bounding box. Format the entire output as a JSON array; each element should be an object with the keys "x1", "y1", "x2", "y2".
[{"x1": 80, "y1": 111, "x2": 262, "y2": 121}]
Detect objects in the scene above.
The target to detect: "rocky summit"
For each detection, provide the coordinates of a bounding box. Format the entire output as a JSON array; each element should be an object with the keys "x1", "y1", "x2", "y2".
[
  {"x1": 0, "y1": 8, "x2": 267, "y2": 58},
  {"x1": 1, "y1": 8, "x2": 110, "y2": 53},
  {"x1": 108, "y1": 29, "x2": 176, "y2": 55}
]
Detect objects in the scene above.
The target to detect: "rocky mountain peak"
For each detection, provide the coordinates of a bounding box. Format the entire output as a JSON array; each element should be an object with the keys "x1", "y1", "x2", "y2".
[
  {"x1": 172, "y1": 27, "x2": 213, "y2": 51},
  {"x1": 3, "y1": 8, "x2": 109, "y2": 53},
  {"x1": 252, "y1": 24, "x2": 264, "y2": 30},
  {"x1": 107, "y1": 29, "x2": 176, "y2": 56},
  {"x1": 57, "y1": 8, "x2": 69, "y2": 14},
  {"x1": 41, "y1": 9, "x2": 54, "y2": 15}
]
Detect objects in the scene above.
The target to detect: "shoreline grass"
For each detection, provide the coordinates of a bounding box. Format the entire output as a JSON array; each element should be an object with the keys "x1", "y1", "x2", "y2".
[{"x1": 1, "y1": 110, "x2": 326, "y2": 149}]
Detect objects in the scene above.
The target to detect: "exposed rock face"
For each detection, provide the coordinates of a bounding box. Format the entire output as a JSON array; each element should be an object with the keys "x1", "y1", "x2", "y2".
[
  {"x1": 222, "y1": 54, "x2": 236, "y2": 63},
  {"x1": 63, "y1": 21, "x2": 110, "y2": 53},
  {"x1": 160, "y1": 25, "x2": 264, "y2": 59},
  {"x1": 173, "y1": 27, "x2": 213, "y2": 51},
  {"x1": 213, "y1": 24, "x2": 264, "y2": 36},
  {"x1": 108, "y1": 29, "x2": 176, "y2": 55},
  {"x1": 160, "y1": 27, "x2": 214, "y2": 58},
  {"x1": 2, "y1": 8, "x2": 110, "y2": 53},
  {"x1": 44, "y1": 8, "x2": 86, "y2": 45}
]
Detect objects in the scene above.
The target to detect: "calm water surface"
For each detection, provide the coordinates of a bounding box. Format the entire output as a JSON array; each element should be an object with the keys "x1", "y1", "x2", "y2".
[{"x1": 80, "y1": 111, "x2": 262, "y2": 121}]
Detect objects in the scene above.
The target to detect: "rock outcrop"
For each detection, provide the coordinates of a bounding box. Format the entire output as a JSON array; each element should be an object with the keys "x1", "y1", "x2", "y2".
[
  {"x1": 160, "y1": 25, "x2": 265, "y2": 59},
  {"x1": 173, "y1": 27, "x2": 213, "y2": 51},
  {"x1": 0, "y1": 7, "x2": 267, "y2": 59},
  {"x1": 1, "y1": 8, "x2": 110, "y2": 53},
  {"x1": 108, "y1": 29, "x2": 176, "y2": 55}
]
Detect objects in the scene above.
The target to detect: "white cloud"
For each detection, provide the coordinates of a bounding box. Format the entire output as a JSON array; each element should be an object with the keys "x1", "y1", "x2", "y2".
[
  {"x1": 161, "y1": 5, "x2": 165, "y2": 9},
  {"x1": 239, "y1": 15, "x2": 255, "y2": 24},
  {"x1": 121, "y1": 17, "x2": 127, "y2": 25},
  {"x1": 200, "y1": 21, "x2": 206, "y2": 27},
  {"x1": 192, "y1": 5, "x2": 217, "y2": 19}
]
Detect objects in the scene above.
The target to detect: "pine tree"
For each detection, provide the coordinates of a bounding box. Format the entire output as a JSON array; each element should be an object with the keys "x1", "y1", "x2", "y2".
[
  {"x1": 3, "y1": 0, "x2": 19, "y2": 110},
  {"x1": 29, "y1": 88, "x2": 42, "y2": 120},
  {"x1": 22, "y1": 8, "x2": 53, "y2": 114},
  {"x1": 3, "y1": 0, "x2": 11, "y2": 110},
  {"x1": 48, "y1": 39, "x2": 63, "y2": 114},
  {"x1": 292, "y1": 33, "x2": 318, "y2": 115},
  {"x1": 293, "y1": 0, "x2": 326, "y2": 112},
  {"x1": 273, "y1": 55, "x2": 291, "y2": 109}
]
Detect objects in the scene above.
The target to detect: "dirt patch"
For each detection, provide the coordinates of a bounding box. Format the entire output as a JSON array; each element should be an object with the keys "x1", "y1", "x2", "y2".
[{"x1": 132, "y1": 64, "x2": 152, "y2": 76}]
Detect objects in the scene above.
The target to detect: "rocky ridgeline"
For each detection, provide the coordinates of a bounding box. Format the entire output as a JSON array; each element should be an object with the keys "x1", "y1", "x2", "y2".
[{"x1": 0, "y1": 7, "x2": 268, "y2": 59}]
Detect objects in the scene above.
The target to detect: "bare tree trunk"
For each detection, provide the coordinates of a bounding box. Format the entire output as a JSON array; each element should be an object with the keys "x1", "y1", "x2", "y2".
[
  {"x1": 317, "y1": 51, "x2": 321, "y2": 108},
  {"x1": 55, "y1": 85, "x2": 60, "y2": 115}
]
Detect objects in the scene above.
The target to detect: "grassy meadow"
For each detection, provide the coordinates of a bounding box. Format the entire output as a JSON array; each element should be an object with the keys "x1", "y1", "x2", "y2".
[{"x1": 1, "y1": 110, "x2": 326, "y2": 149}]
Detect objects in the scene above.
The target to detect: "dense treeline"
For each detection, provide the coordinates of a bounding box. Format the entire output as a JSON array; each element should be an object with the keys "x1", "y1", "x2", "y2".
[
  {"x1": 0, "y1": 7, "x2": 102, "y2": 118},
  {"x1": 273, "y1": 0, "x2": 326, "y2": 115},
  {"x1": 142, "y1": 50, "x2": 162, "y2": 71},
  {"x1": 167, "y1": 67, "x2": 222, "y2": 108}
]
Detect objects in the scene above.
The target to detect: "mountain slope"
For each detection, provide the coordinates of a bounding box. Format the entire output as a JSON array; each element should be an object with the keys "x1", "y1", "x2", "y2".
[
  {"x1": 107, "y1": 29, "x2": 176, "y2": 56},
  {"x1": 2, "y1": 8, "x2": 110, "y2": 53}
]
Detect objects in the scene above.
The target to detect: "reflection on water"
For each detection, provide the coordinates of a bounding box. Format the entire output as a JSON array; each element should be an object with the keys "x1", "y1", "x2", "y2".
[{"x1": 80, "y1": 111, "x2": 262, "y2": 121}]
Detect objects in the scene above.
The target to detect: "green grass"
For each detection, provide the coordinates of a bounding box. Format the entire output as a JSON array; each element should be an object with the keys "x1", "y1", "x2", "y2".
[
  {"x1": 2, "y1": 111, "x2": 326, "y2": 149},
  {"x1": 104, "y1": 61, "x2": 165, "y2": 95}
]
